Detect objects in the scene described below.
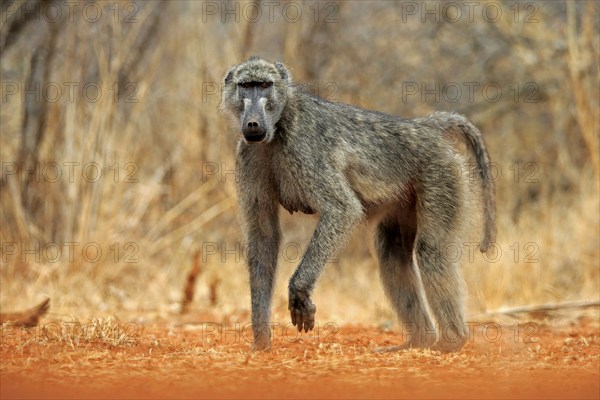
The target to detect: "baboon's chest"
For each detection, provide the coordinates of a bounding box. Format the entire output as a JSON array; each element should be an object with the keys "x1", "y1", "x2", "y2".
[
  {"x1": 275, "y1": 176, "x2": 316, "y2": 215},
  {"x1": 271, "y1": 155, "x2": 316, "y2": 215}
]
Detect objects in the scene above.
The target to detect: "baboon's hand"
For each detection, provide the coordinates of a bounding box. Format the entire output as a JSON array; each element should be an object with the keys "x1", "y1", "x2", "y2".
[{"x1": 288, "y1": 286, "x2": 316, "y2": 332}]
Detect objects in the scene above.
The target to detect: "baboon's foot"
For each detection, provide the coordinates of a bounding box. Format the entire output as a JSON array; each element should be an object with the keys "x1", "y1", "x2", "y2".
[
  {"x1": 252, "y1": 340, "x2": 271, "y2": 352},
  {"x1": 251, "y1": 329, "x2": 272, "y2": 352},
  {"x1": 288, "y1": 288, "x2": 316, "y2": 332},
  {"x1": 430, "y1": 336, "x2": 468, "y2": 353}
]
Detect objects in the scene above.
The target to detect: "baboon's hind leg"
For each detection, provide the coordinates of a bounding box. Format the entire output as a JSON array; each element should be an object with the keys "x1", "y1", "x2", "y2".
[
  {"x1": 373, "y1": 206, "x2": 436, "y2": 352},
  {"x1": 415, "y1": 175, "x2": 469, "y2": 352},
  {"x1": 415, "y1": 234, "x2": 469, "y2": 352}
]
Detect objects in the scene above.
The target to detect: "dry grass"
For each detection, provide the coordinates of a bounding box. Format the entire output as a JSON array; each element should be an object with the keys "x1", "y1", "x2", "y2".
[
  {"x1": 0, "y1": 1, "x2": 598, "y2": 326},
  {"x1": 1, "y1": 316, "x2": 137, "y2": 349}
]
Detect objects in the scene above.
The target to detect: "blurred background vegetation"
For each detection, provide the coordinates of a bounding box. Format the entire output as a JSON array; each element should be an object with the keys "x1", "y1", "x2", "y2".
[{"x1": 0, "y1": 0, "x2": 598, "y2": 324}]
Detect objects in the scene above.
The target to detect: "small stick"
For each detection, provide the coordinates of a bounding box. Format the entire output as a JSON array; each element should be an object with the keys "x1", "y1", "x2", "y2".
[
  {"x1": 0, "y1": 298, "x2": 50, "y2": 327},
  {"x1": 477, "y1": 300, "x2": 600, "y2": 319},
  {"x1": 180, "y1": 250, "x2": 202, "y2": 314}
]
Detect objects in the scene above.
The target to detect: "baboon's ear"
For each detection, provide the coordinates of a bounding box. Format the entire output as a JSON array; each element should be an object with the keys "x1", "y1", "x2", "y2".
[
  {"x1": 275, "y1": 62, "x2": 291, "y2": 84},
  {"x1": 224, "y1": 66, "x2": 236, "y2": 85}
]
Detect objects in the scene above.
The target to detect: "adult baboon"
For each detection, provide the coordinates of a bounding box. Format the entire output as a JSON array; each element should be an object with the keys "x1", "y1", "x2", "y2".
[{"x1": 220, "y1": 57, "x2": 496, "y2": 352}]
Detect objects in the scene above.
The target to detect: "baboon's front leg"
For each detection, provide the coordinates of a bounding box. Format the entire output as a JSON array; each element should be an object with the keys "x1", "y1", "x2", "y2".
[
  {"x1": 242, "y1": 200, "x2": 279, "y2": 350},
  {"x1": 288, "y1": 202, "x2": 363, "y2": 332},
  {"x1": 237, "y1": 148, "x2": 280, "y2": 351},
  {"x1": 248, "y1": 237, "x2": 278, "y2": 350}
]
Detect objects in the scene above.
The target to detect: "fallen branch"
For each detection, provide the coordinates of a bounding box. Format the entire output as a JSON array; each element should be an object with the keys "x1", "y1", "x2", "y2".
[
  {"x1": 0, "y1": 298, "x2": 50, "y2": 327},
  {"x1": 481, "y1": 300, "x2": 600, "y2": 318}
]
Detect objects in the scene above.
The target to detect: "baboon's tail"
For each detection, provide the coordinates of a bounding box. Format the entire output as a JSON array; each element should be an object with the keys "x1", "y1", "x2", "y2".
[{"x1": 431, "y1": 112, "x2": 496, "y2": 252}]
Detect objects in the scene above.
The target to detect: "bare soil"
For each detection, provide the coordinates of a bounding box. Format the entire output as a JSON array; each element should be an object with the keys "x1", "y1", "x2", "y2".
[{"x1": 1, "y1": 317, "x2": 598, "y2": 399}]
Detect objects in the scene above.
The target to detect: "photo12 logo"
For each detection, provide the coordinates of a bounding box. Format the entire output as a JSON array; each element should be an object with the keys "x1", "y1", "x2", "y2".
[
  {"x1": 201, "y1": 81, "x2": 339, "y2": 103},
  {"x1": 199, "y1": 161, "x2": 541, "y2": 185},
  {"x1": 1, "y1": 242, "x2": 140, "y2": 264},
  {"x1": 398, "y1": 322, "x2": 540, "y2": 344},
  {"x1": 401, "y1": 81, "x2": 541, "y2": 104},
  {"x1": 193, "y1": 321, "x2": 340, "y2": 344},
  {"x1": 200, "y1": 1, "x2": 339, "y2": 23},
  {"x1": 201, "y1": 241, "x2": 339, "y2": 264},
  {"x1": 397, "y1": 2, "x2": 539, "y2": 24},
  {"x1": 1, "y1": 162, "x2": 139, "y2": 184},
  {"x1": 2, "y1": 1, "x2": 140, "y2": 24},
  {"x1": 1, "y1": 81, "x2": 138, "y2": 104},
  {"x1": 1, "y1": 320, "x2": 140, "y2": 346}
]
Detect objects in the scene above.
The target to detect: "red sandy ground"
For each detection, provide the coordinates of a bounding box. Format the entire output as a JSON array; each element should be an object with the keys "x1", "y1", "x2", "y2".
[{"x1": 1, "y1": 318, "x2": 599, "y2": 399}]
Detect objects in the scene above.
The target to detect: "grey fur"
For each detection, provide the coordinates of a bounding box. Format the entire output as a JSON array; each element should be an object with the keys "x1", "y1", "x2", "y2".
[{"x1": 220, "y1": 57, "x2": 496, "y2": 352}]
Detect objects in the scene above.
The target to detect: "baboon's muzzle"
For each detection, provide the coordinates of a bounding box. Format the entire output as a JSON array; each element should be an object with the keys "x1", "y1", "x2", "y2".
[
  {"x1": 241, "y1": 95, "x2": 269, "y2": 142},
  {"x1": 242, "y1": 120, "x2": 267, "y2": 142}
]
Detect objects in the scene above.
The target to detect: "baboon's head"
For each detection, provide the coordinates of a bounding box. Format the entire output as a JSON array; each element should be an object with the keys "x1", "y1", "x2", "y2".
[{"x1": 221, "y1": 57, "x2": 291, "y2": 143}]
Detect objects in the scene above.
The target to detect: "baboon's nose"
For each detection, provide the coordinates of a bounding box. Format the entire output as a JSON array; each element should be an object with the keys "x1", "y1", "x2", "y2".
[{"x1": 242, "y1": 120, "x2": 267, "y2": 142}]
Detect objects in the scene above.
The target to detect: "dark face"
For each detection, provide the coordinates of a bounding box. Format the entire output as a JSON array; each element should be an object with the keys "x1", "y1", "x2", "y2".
[
  {"x1": 221, "y1": 58, "x2": 291, "y2": 144},
  {"x1": 238, "y1": 81, "x2": 273, "y2": 143}
]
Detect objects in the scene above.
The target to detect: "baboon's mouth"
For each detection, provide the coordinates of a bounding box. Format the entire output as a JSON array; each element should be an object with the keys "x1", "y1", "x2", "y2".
[{"x1": 243, "y1": 132, "x2": 267, "y2": 143}]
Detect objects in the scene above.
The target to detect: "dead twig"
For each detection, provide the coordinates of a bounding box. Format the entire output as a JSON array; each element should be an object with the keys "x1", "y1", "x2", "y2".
[
  {"x1": 479, "y1": 300, "x2": 600, "y2": 319},
  {"x1": 0, "y1": 298, "x2": 50, "y2": 327}
]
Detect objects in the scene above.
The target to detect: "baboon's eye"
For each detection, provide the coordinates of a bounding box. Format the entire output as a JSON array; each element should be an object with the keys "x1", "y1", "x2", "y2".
[{"x1": 239, "y1": 81, "x2": 272, "y2": 89}]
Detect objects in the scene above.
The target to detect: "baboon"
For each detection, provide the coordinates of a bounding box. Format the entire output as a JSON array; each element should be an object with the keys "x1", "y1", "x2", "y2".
[{"x1": 220, "y1": 57, "x2": 496, "y2": 352}]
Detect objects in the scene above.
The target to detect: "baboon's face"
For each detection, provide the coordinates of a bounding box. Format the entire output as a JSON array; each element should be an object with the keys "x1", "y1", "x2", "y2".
[
  {"x1": 237, "y1": 81, "x2": 274, "y2": 142},
  {"x1": 221, "y1": 58, "x2": 290, "y2": 144}
]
